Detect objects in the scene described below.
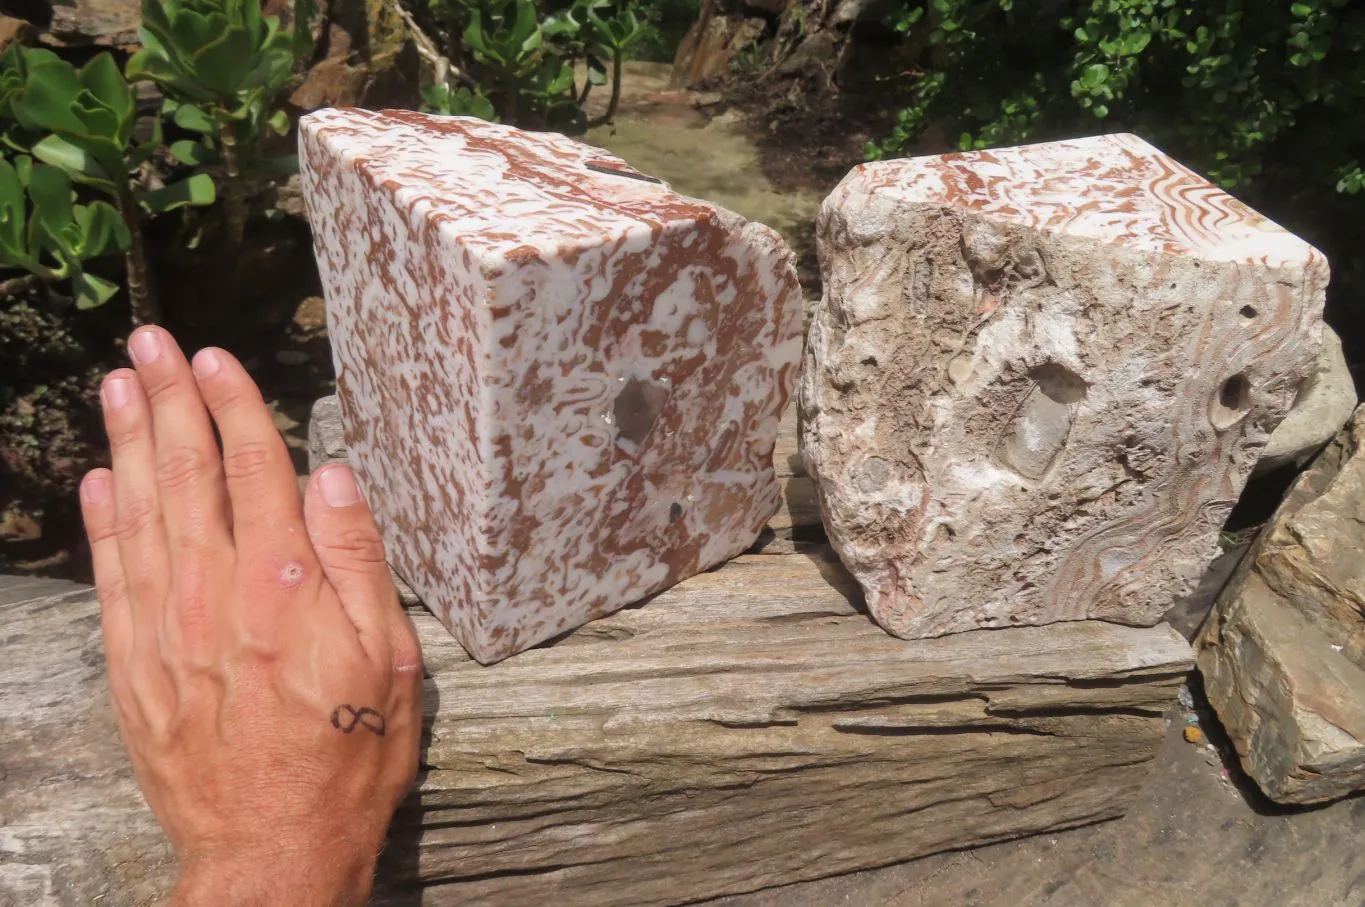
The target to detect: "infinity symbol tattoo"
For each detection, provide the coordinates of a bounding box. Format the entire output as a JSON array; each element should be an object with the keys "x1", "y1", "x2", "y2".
[{"x1": 330, "y1": 704, "x2": 386, "y2": 736}]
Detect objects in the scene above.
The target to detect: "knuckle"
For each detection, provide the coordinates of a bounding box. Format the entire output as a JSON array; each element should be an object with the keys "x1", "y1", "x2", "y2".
[
  {"x1": 223, "y1": 440, "x2": 279, "y2": 482},
  {"x1": 84, "y1": 513, "x2": 119, "y2": 545},
  {"x1": 391, "y1": 635, "x2": 424, "y2": 678},
  {"x1": 106, "y1": 416, "x2": 147, "y2": 453},
  {"x1": 95, "y1": 573, "x2": 130, "y2": 608},
  {"x1": 209, "y1": 380, "x2": 258, "y2": 416},
  {"x1": 325, "y1": 526, "x2": 389, "y2": 566},
  {"x1": 115, "y1": 494, "x2": 161, "y2": 542},
  {"x1": 156, "y1": 444, "x2": 216, "y2": 492},
  {"x1": 139, "y1": 371, "x2": 181, "y2": 405}
]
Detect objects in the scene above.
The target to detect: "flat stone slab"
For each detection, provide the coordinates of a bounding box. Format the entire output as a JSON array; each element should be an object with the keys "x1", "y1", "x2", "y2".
[
  {"x1": 1253, "y1": 323, "x2": 1358, "y2": 475},
  {"x1": 1197, "y1": 404, "x2": 1365, "y2": 804},
  {"x1": 0, "y1": 561, "x2": 1190, "y2": 906},
  {"x1": 801, "y1": 133, "x2": 1327, "y2": 640},
  {"x1": 300, "y1": 109, "x2": 802, "y2": 663}
]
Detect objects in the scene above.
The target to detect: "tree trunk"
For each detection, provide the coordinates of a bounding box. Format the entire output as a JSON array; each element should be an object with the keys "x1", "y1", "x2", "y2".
[
  {"x1": 218, "y1": 120, "x2": 249, "y2": 249},
  {"x1": 117, "y1": 187, "x2": 156, "y2": 326},
  {"x1": 671, "y1": 0, "x2": 868, "y2": 89}
]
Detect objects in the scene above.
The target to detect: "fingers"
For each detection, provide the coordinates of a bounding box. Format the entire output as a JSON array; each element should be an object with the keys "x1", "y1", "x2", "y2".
[
  {"x1": 101, "y1": 368, "x2": 170, "y2": 623},
  {"x1": 190, "y1": 347, "x2": 317, "y2": 568},
  {"x1": 126, "y1": 327, "x2": 233, "y2": 564},
  {"x1": 303, "y1": 464, "x2": 403, "y2": 664},
  {"x1": 80, "y1": 469, "x2": 133, "y2": 671},
  {"x1": 81, "y1": 465, "x2": 175, "y2": 732}
]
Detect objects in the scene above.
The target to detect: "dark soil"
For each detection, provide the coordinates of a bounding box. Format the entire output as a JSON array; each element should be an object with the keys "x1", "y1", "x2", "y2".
[{"x1": 0, "y1": 212, "x2": 333, "y2": 583}]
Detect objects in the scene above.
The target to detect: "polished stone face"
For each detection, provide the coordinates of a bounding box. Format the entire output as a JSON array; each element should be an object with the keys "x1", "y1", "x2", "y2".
[
  {"x1": 801, "y1": 133, "x2": 1328, "y2": 639},
  {"x1": 300, "y1": 108, "x2": 802, "y2": 663}
]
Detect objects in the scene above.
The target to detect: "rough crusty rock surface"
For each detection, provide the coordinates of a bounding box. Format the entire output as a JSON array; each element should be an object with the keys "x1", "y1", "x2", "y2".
[
  {"x1": 1197, "y1": 405, "x2": 1365, "y2": 804},
  {"x1": 300, "y1": 109, "x2": 802, "y2": 663},
  {"x1": 801, "y1": 133, "x2": 1328, "y2": 639},
  {"x1": 1253, "y1": 323, "x2": 1358, "y2": 475}
]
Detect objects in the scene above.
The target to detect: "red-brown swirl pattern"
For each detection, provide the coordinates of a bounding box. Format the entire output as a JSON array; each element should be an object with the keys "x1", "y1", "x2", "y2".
[
  {"x1": 801, "y1": 133, "x2": 1327, "y2": 639},
  {"x1": 300, "y1": 109, "x2": 802, "y2": 663}
]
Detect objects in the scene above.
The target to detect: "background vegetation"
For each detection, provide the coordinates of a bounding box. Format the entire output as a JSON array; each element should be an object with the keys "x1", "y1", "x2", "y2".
[
  {"x1": 860, "y1": 0, "x2": 1363, "y2": 348},
  {"x1": 2, "y1": 0, "x2": 1359, "y2": 577}
]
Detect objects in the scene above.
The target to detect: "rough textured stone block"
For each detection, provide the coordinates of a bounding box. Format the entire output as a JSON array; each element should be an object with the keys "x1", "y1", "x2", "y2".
[
  {"x1": 801, "y1": 133, "x2": 1328, "y2": 639},
  {"x1": 1197, "y1": 405, "x2": 1365, "y2": 804},
  {"x1": 300, "y1": 109, "x2": 802, "y2": 663}
]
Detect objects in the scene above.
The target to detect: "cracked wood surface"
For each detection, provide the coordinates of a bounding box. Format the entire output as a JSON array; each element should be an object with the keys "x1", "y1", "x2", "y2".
[{"x1": 1, "y1": 553, "x2": 1189, "y2": 907}]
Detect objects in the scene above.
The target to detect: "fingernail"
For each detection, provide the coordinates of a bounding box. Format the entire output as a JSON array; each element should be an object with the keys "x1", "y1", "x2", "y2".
[
  {"x1": 192, "y1": 349, "x2": 222, "y2": 379},
  {"x1": 102, "y1": 375, "x2": 133, "y2": 410},
  {"x1": 128, "y1": 328, "x2": 162, "y2": 365},
  {"x1": 319, "y1": 465, "x2": 362, "y2": 508},
  {"x1": 81, "y1": 471, "x2": 111, "y2": 504}
]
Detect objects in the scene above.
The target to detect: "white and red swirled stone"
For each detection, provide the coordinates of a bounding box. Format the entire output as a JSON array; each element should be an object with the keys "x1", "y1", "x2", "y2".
[
  {"x1": 801, "y1": 133, "x2": 1328, "y2": 639},
  {"x1": 300, "y1": 109, "x2": 802, "y2": 663}
]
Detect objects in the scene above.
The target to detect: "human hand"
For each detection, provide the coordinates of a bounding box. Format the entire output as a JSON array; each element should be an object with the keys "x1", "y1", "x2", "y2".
[{"x1": 79, "y1": 327, "x2": 423, "y2": 905}]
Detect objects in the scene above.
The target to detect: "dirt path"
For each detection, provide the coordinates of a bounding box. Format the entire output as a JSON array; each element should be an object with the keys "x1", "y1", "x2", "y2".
[{"x1": 584, "y1": 62, "x2": 824, "y2": 267}]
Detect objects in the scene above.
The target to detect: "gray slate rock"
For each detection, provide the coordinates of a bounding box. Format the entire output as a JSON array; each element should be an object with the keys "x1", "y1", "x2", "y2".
[
  {"x1": 1253, "y1": 324, "x2": 1358, "y2": 476},
  {"x1": 1197, "y1": 403, "x2": 1365, "y2": 804}
]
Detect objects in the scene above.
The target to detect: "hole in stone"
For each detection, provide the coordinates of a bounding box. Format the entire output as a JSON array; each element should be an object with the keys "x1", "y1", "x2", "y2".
[
  {"x1": 1240, "y1": 305, "x2": 1257, "y2": 319},
  {"x1": 613, "y1": 377, "x2": 670, "y2": 446},
  {"x1": 1211, "y1": 372, "x2": 1252, "y2": 429},
  {"x1": 669, "y1": 502, "x2": 683, "y2": 523},
  {"x1": 1027, "y1": 363, "x2": 1087, "y2": 405}
]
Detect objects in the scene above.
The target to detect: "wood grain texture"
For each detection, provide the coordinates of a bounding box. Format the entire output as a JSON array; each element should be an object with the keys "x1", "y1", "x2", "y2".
[{"x1": 0, "y1": 557, "x2": 1190, "y2": 907}]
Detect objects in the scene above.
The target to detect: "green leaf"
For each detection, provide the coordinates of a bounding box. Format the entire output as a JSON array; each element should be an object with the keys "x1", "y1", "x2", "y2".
[
  {"x1": 30, "y1": 135, "x2": 118, "y2": 193},
  {"x1": 136, "y1": 172, "x2": 216, "y2": 213},
  {"x1": 1079, "y1": 62, "x2": 1110, "y2": 91},
  {"x1": 75, "y1": 200, "x2": 130, "y2": 258},
  {"x1": 73, "y1": 271, "x2": 121, "y2": 309},
  {"x1": 464, "y1": 11, "x2": 492, "y2": 57},
  {"x1": 173, "y1": 102, "x2": 217, "y2": 135},
  {"x1": 1291, "y1": 2, "x2": 1312, "y2": 16},
  {"x1": 268, "y1": 108, "x2": 289, "y2": 135},
  {"x1": 169, "y1": 138, "x2": 219, "y2": 165},
  {"x1": 11, "y1": 58, "x2": 90, "y2": 137},
  {"x1": 292, "y1": 0, "x2": 319, "y2": 65},
  {"x1": 512, "y1": 0, "x2": 540, "y2": 47},
  {"x1": 78, "y1": 53, "x2": 135, "y2": 144},
  {"x1": 26, "y1": 164, "x2": 76, "y2": 250},
  {"x1": 0, "y1": 157, "x2": 29, "y2": 261}
]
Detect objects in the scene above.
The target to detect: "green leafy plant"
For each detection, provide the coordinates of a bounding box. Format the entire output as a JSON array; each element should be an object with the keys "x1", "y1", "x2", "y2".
[
  {"x1": 867, "y1": 0, "x2": 1364, "y2": 196},
  {"x1": 464, "y1": 0, "x2": 578, "y2": 124},
  {"x1": 127, "y1": 0, "x2": 316, "y2": 247},
  {"x1": 0, "y1": 156, "x2": 130, "y2": 309},
  {"x1": 585, "y1": 3, "x2": 645, "y2": 123},
  {"x1": 2, "y1": 46, "x2": 215, "y2": 324},
  {"x1": 419, "y1": 0, "x2": 655, "y2": 129},
  {"x1": 420, "y1": 81, "x2": 498, "y2": 120}
]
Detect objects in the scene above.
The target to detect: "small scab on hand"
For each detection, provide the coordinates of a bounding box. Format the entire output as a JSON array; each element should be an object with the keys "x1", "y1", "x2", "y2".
[{"x1": 279, "y1": 560, "x2": 307, "y2": 589}]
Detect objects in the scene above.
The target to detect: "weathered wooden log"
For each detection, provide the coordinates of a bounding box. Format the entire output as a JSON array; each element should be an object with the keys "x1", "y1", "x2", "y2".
[{"x1": 0, "y1": 556, "x2": 1190, "y2": 906}]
